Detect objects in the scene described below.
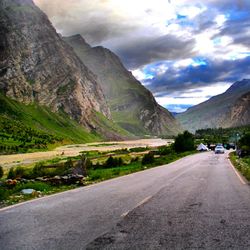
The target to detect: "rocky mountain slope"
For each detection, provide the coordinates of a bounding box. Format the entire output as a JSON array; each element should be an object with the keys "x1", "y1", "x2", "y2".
[
  {"x1": 227, "y1": 91, "x2": 250, "y2": 127},
  {"x1": 177, "y1": 79, "x2": 250, "y2": 132},
  {"x1": 64, "y1": 35, "x2": 181, "y2": 136},
  {"x1": 0, "y1": 0, "x2": 131, "y2": 140}
]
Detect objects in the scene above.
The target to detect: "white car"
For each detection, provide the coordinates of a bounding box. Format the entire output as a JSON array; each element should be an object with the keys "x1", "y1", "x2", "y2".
[{"x1": 215, "y1": 145, "x2": 225, "y2": 154}]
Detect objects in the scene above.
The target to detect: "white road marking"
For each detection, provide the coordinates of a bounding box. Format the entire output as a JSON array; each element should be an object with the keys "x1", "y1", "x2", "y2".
[
  {"x1": 121, "y1": 211, "x2": 129, "y2": 217},
  {"x1": 119, "y1": 162, "x2": 201, "y2": 218},
  {"x1": 121, "y1": 196, "x2": 152, "y2": 217}
]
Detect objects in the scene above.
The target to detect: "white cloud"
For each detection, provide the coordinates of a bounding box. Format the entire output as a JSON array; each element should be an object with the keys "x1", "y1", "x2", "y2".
[
  {"x1": 215, "y1": 14, "x2": 227, "y2": 26},
  {"x1": 34, "y1": 0, "x2": 250, "y2": 111},
  {"x1": 155, "y1": 83, "x2": 232, "y2": 110},
  {"x1": 177, "y1": 5, "x2": 206, "y2": 19}
]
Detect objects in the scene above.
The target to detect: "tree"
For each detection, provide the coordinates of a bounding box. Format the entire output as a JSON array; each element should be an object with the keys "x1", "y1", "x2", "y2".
[
  {"x1": 15, "y1": 166, "x2": 25, "y2": 178},
  {"x1": 239, "y1": 133, "x2": 250, "y2": 150},
  {"x1": 174, "y1": 131, "x2": 195, "y2": 153},
  {"x1": 0, "y1": 165, "x2": 3, "y2": 179},
  {"x1": 7, "y1": 167, "x2": 15, "y2": 179},
  {"x1": 238, "y1": 133, "x2": 250, "y2": 157},
  {"x1": 117, "y1": 157, "x2": 123, "y2": 166},
  {"x1": 105, "y1": 156, "x2": 115, "y2": 168},
  {"x1": 142, "y1": 152, "x2": 155, "y2": 165}
]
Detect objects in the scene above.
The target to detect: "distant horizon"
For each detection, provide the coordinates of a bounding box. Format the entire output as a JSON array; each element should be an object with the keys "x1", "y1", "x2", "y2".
[
  {"x1": 35, "y1": 0, "x2": 250, "y2": 112},
  {"x1": 157, "y1": 81, "x2": 234, "y2": 113}
]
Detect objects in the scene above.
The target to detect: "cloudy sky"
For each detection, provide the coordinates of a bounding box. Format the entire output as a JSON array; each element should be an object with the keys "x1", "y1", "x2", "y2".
[{"x1": 34, "y1": 0, "x2": 250, "y2": 112}]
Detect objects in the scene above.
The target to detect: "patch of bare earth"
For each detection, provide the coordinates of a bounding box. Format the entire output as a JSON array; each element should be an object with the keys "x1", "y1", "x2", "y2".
[{"x1": 0, "y1": 139, "x2": 173, "y2": 169}]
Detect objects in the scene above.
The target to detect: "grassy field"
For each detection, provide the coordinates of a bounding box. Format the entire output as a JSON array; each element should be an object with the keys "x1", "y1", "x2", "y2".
[
  {"x1": 0, "y1": 146, "x2": 196, "y2": 207},
  {"x1": 229, "y1": 152, "x2": 250, "y2": 181},
  {"x1": 0, "y1": 92, "x2": 137, "y2": 154}
]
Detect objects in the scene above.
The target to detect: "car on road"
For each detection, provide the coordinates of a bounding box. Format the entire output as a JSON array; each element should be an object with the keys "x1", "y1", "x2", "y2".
[{"x1": 215, "y1": 145, "x2": 225, "y2": 154}]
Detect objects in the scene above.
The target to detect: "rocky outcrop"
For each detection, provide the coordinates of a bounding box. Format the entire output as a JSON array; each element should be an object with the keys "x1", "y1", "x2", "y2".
[
  {"x1": 64, "y1": 35, "x2": 182, "y2": 136},
  {"x1": 0, "y1": 0, "x2": 111, "y2": 132},
  {"x1": 228, "y1": 91, "x2": 250, "y2": 127},
  {"x1": 177, "y1": 79, "x2": 250, "y2": 132}
]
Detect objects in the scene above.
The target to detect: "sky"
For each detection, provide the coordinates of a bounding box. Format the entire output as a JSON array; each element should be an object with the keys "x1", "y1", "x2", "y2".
[{"x1": 34, "y1": 0, "x2": 250, "y2": 113}]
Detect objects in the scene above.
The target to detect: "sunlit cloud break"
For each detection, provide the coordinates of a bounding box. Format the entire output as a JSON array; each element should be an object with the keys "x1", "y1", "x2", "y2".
[{"x1": 35, "y1": 0, "x2": 250, "y2": 112}]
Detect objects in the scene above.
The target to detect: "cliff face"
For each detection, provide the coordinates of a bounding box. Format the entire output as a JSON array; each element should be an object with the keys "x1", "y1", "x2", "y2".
[
  {"x1": 177, "y1": 80, "x2": 250, "y2": 132},
  {"x1": 0, "y1": 0, "x2": 111, "y2": 132},
  {"x1": 228, "y1": 91, "x2": 250, "y2": 127},
  {"x1": 64, "y1": 35, "x2": 182, "y2": 136}
]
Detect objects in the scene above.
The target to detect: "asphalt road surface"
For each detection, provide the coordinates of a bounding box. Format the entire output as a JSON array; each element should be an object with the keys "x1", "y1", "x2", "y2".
[{"x1": 1, "y1": 152, "x2": 249, "y2": 249}]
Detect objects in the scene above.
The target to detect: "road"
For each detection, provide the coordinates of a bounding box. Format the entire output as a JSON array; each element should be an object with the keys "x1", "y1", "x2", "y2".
[{"x1": 0, "y1": 152, "x2": 250, "y2": 249}]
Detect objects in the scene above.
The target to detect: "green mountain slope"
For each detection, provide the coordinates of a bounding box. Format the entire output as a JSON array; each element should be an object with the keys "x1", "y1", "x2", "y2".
[
  {"x1": 177, "y1": 80, "x2": 250, "y2": 132},
  {"x1": 0, "y1": 0, "x2": 133, "y2": 142},
  {"x1": 64, "y1": 35, "x2": 182, "y2": 136},
  {"x1": 0, "y1": 93, "x2": 100, "y2": 143},
  {"x1": 0, "y1": 93, "x2": 133, "y2": 153}
]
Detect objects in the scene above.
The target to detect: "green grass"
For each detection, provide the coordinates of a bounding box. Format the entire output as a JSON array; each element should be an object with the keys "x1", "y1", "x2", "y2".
[
  {"x1": 0, "y1": 148, "x2": 196, "y2": 207},
  {"x1": 90, "y1": 143, "x2": 118, "y2": 147},
  {"x1": 93, "y1": 112, "x2": 133, "y2": 138},
  {"x1": 0, "y1": 93, "x2": 102, "y2": 152},
  {"x1": 0, "y1": 182, "x2": 76, "y2": 206},
  {"x1": 87, "y1": 150, "x2": 196, "y2": 182},
  {"x1": 88, "y1": 162, "x2": 143, "y2": 181},
  {"x1": 229, "y1": 152, "x2": 250, "y2": 181}
]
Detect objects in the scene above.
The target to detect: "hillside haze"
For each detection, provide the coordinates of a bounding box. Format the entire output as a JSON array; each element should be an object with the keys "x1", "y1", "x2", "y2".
[
  {"x1": 64, "y1": 35, "x2": 182, "y2": 136},
  {"x1": 177, "y1": 79, "x2": 250, "y2": 132}
]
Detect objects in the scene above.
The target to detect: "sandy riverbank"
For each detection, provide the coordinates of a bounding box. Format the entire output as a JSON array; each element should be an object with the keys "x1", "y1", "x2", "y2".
[{"x1": 0, "y1": 139, "x2": 173, "y2": 168}]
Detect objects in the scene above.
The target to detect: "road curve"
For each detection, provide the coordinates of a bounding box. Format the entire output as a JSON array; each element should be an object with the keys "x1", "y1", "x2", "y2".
[{"x1": 0, "y1": 152, "x2": 249, "y2": 249}]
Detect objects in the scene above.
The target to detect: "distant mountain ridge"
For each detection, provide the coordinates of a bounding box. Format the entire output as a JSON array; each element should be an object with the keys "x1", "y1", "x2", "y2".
[
  {"x1": 64, "y1": 34, "x2": 182, "y2": 136},
  {"x1": 177, "y1": 79, "x2": 250, "y2": 132}
]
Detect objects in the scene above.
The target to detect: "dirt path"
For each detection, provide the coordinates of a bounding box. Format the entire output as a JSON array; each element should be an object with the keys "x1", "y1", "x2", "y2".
[{"x1": 0, "y1": 139, "x2": 173, "y2": 168}]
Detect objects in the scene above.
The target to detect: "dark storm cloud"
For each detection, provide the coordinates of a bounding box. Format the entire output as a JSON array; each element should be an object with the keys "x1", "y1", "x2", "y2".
[
  {"x1": 207, "y1": 0, "x2": 250, "y2": 11},
  {"x1": 113, "y1": 35, "x2": 196, "y2": 69},
  {"x1": 219, "y1": 12, "x2": 250, "y2": 48},
  {"x1": 147, "y1": 56, "x2": 250, "y2": 96},
  {"x1": 34, "y1": 0, "x2": 138, "y2": 44}
]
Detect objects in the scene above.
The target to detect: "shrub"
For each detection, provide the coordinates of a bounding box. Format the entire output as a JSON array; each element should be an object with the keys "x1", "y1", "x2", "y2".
[
  {"x1": 173, "y1": 131, "x2": 195, "y2": 153},
  {"x1": 238, "y1": 133, "x2": 250, "y2": 157},
  {"x1": 64, "y1": 159, "x2": 73, "y2": 170},
  {"x1": 104, "y1": 156, "x2": 124, "y2": 168},
  {"x1": 239, "y1": 133, "x2": 250, "y2": 149},
  {"x1": 0, "y1": 188, "x2": 9, "y2": 201},
  {"x1": 131, "y1": 157, "x2": 139, "y2": 163},
  {"x1": 105, "y1": 156, "x2": 116, "y2": 168},
  {"x1": 0, "y1": 165, "x2": 3, "y2": 179},
  {"x1": 158, "y1": 145, "x2": 174, "y2": 155},
  {"x1": 7, "y1": 167, "x2": 15, "y2": 179},
  {"x1": 142, "y1": 152, "x2": 155, "y2": 165},
  {"x1": 15, "y1": 166, "x2": 25, "y2": 178},
  {"x1": 32, "y1": 163, "x2": 46, "y2": 178},
  {"x1": 129, "y1": 147, "x2": 148, "y2": 153},
  {"x1": 117, "y1": 157, "x2": 123, "y2": 166}
]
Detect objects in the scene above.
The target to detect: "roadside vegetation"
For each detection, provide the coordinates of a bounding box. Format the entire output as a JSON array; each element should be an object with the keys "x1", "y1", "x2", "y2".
[
  {"x1": 195, "y1": 125, "x2": 250, "y2": 146},
  {"x1": 0, "y1": 133, "x2": 197, "y2": 207},
  {"x1": 229, "y1": 133, "x2": 250, "y2": 181}
]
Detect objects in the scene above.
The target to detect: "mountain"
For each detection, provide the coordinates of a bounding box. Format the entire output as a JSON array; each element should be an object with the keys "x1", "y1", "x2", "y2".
[
  {"x1": 177, "y1": 79, "x2": 250, "y2": 132},
  {"x1": 228, "y1": 91, "x2": 250, "y2": 127},
  {"x1": 171, "y1": 112, "x2": 180, "y2": 117},
  {"x1": 64, "y1": 35, "x2": 181, "y2": 136},
  {"x1": 0, "y1": 0, "x2": 131, "y2": 140}
]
